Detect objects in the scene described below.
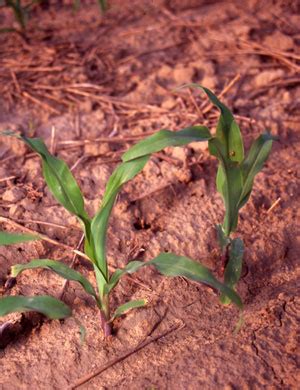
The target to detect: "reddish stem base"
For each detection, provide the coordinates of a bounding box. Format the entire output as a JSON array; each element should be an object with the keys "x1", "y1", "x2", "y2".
[{"x1": 100, "y1": 311, "x2": 112, "y2": 337}]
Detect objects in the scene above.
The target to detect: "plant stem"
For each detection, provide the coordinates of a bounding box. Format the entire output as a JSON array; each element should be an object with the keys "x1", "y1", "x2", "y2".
[
  {"x1": 221, "y1": 244, "x2": 230, "y2": 276},
  {"x1": 100, "y1": 310, "x2": 112, "y2": 337},
  {"x1": 100, "y1": 295, "x2": 112, "y2": 337}
]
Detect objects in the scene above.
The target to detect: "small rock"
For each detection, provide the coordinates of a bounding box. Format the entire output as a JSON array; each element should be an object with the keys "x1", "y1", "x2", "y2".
[
  {"x1": 73, "y1": 297, "x2": 81, "y2": 306},
  {"x1": 170, "y1": 146, "x2": 188, "y2": 161},
  {"x1": 157, "y1": 65, "x2": 173, "y2": 79},
  {"x1": 175, "y1": 168, "x2": 192, "y2": 183},
  {"x1": 254, "y1": 69, "x2": 285, "y2": 88},
  {"x1": 201, "y1": 75, "x2": 217, "y2": 90},
  {"x1": 264, "y1": 31, "x2": 294, "y2": 51},
  {"x1": 0, "y1": 132, "x2": 26, "y2": 157},
  {"x1": 173, "y1": 64, "x2": 194, "y2": 85},
  {"x1": 161, "y1": 97, "x2": 177, "y2": 110},
  {"x1": 20, "y1": 198, "x2": 36, "y2": 212},
  {"x1": 188, "y1": 141, "x2": 208, "y2": 152},
  {"x1": 84, "y1": 142, "x2": 110, "y2": 156},
  {"x1": 2, "y1": 187, "x2": 26, "y2": 203},
  {"x1": 8, "y1": 204, "x2": 24, "y2": 219}
]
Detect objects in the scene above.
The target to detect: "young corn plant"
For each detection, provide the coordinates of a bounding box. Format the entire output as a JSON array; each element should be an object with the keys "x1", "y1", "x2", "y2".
[
  {"x1": 0, "y1": 129, "x2": 242, "y2": 336},
  {"x1": 124, "y1": 85, "x2": 276, "y2": 305}
]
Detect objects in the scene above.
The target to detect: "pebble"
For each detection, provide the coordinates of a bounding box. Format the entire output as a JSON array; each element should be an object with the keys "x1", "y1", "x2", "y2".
[
  {"x1": 2, "y1": 187, "x2": 26, "y2": 203},
  {"x1": 264, "y1": 31, "x2": 294, "y2": 51},
  {"x1": 254, "y1": 69, "x2": 285, "y2": 88}
]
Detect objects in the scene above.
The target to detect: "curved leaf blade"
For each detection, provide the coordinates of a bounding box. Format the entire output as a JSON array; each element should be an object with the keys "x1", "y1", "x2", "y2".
[
  {"x1": 19, "y1": 136, "x2": 93, "y2": 259},
  {"x1": 91, "y1": 155, "x2": 150, "y2": 288},
  {"x1": 238, "y1": 133, "x2": 275, "y2": 210},
  {"x1": 122, "y1": 126, "x2": 211, "y2": 162},
  {"x1": 111, "y1": 299, "x2": 147, "y2": 321},
  {"x1": 0, "y1": 231, "x2": 39, "y2": 246},
  {"x1": 20, "y1": 136, "x2": 90, "y2": 224},
  {"x1": 148, "y1": 253, "x2": 243, "y2": 309},
  {"x1": 11, "y1": 259, "x2": 98, "y2": 300},
  {"x1": 220, "y1": 238, "x2": 244, "y2": 305},
  {"x1": 106, "y1": 255, "x2": 243, "y2": 309},
  {"x1": 104, "y1": 260, "x2": 144, "y2": 294},
  {"x1": 178, "y1": 84, "x2": 244, "y2": 162},
  {"x1": 0, "y1": 296, "x2": 71, "y2": 319}
]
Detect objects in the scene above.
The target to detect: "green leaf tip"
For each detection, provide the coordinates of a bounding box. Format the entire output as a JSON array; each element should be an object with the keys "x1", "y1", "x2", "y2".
[
  {"x1": 11, "y1": 259, "x2": 98, "y2": 300},
  {"x1": 122, "y1": 126, "x2": 211, "y2": 162},
  {"x1": 111, "y1": 299, "x2": 148, "y2": 321},
  {"x1": 0, "y1": 231, "x2": 39, "y2": 246},
  {"x1": 0, "y1": 295, "x2": 71, "y2": 319}
]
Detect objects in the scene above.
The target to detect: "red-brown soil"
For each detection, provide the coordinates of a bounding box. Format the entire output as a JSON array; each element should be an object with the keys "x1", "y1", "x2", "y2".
[{"x1": 0, "y1": 0, "x2": 299, "y2": 389}]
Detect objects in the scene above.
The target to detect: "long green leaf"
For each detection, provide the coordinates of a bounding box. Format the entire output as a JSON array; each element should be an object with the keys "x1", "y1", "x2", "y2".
[
  {"x1": 21, "y1": 137, "x2": 89, "y2": 222},
  {"x1": 104, "y1": 260, "x2": 144, "y2": 294},
  {"x1": 220, "y1": 238, "x2": 244, "y2": 305},
  {"x1": 148, "y1": 253, "x2": 242, "y2": 308},
  {"x1": 122, "y1": 126, "x2": 211, "y2": 162},
  {"x1": 238, "y1": 133, "x2": 275, "y2": 209},
  {"x1": 19, "y1": 136, "x2": 93, "y2": 258},
  {"x1": 106, "y1": 255, "x2": 243, "y2": 309},
  {"x1": 111, "y1": 299, "x2": 147, "y2": 321},
  {"x1": 178, "y1": 84, "x2": 244, "y2": 162},
  {"x1": 11, "y1": 259, "x2": 98, "y2": 300},
  {"x1": 209, "y1": 138, "x2": 243, "y2": 235},
  {"x1": 91, "y1": 155, "x2": 150, "y2": 294},
  {"x1": 0, "y1": 231, "x2": 39, "y2": 246},
  {"x1": 0, "y1": 296, "x2": 71, "y2": 319}
]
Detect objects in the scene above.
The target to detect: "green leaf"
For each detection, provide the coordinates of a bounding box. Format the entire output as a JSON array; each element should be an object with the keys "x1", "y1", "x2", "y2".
[
  {"x1": 91, "y1": 155, "x2": 150, "y2": 294},
  {"x1": 0, "y1": 295, "x2": 71, "y2": 319},
  {"x1": 0, "y1": 231, "x2": 39, "y2": 246},
  {"x1": 238, "y1": 133, "x2": 275, "y2": 209},
  {"x1": 122, "y1": 126, "x2": 211, "y2": 162},
  {"x1": 209, "y1": 138, "x2": 243, "y2": 235},
  {"x1": 19, "y1": 136, "x2": 93, "y2": 257},
  {"x1": 111, "y1": 299, "x2": 147, "y2": 321},
  {"x1": 11, "y1": 259, "x2": 98, "y2": 300},
  {"x1": 220, "y1": 238, "x2": 244, "y2": 305},
  {"x1": 106, "y1": 255, "x2": 243, "y2": 309},
  {"x1": 98, "y1": 0, "x2": 108, "y2": 12},
  {"x1": 178, "y1": 84, "x2": 244, "y2": 162},
  {"x1": 104, "y1": 261, "x2": 144, "y2": 294},
  {"x1": 148, "y1": 253, "x2": 242, "y2": 308},
  {"x1": 21, "y1": 137, "x2": 89, "y2": 222}
]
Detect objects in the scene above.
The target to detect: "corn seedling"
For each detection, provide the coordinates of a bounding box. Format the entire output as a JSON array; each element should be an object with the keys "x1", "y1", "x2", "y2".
[
  {"x1": 124, "y1": 85, "x2": 276, "y2": 305},
  {"x1": 194, "y1": 86, "x2": 275, "y2": 304},
  {"x1": 0, "y1": 129, "x2": 242, "y2": 336}
]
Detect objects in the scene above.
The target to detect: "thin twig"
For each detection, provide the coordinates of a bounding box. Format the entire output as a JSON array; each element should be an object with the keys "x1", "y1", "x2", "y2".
[
  {"x1": 0, "y1": 216, "x2": 90, "y2": 261},
  {"x1": 0, "y1": 175, "x2": 17, "y2": 183},
  {"x1": 69, "y1": 321, "x2": 185, "y2": 389},
  {"x1": 267, "y1": 197, "x2": 281, "y2": 214},
  {"x1": 50, "y1": 126, "x2": 56, "y2": 155},
  {"x1": 202, "y1": 73, "x2": 241, "y2": 114},
  {"x1": 5, "y1": 217, "x2": 80, "y2": 231},
  {"x1": 57, "y1": 132, "x2": 156, "y2": 147},
  {"x1": 22, "y1": 91, "x2": 60, "y2": 115}
]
